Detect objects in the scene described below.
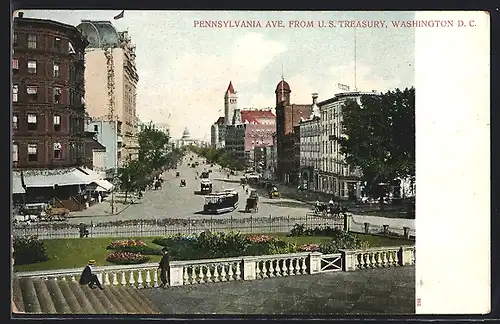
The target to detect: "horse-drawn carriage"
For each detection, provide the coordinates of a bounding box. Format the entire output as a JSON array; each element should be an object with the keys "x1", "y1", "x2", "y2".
[
  {"x1": 245, "y1": 197, "x2": 258, "y2": 213},
  {"x1": 313, "y1": 203, "x2": 348, "y2": 218},
  {"x1": 176, "y1": 171, "x2": 180, "y2": 178},
  {"x1": 17, "y1": 203, "x2": 69, "y2": 222},
  {"x1": 180, "y1": 179, "x2": 186, "y2": 187}
]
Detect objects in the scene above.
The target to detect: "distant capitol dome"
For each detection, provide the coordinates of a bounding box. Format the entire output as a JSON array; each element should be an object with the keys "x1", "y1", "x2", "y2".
[{"x1": 182, "y1": 127, "x2": 191, "y2": 139}]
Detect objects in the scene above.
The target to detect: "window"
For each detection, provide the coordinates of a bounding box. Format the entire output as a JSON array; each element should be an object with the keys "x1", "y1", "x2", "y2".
[
  {"x1": 13, "y1": 33, "x2": 18, "y2": 47},
  {"x1": 54, "y1": 37, "x2": 61, "y2": 51},
  {"x1": 13, "y1": 143, "x2": 18, "y2": 162},
  {"x1": 28, "y1": 144, "x2": 37, "y2": 161},
  {"x1": 27, "y1": 60, "x2": 37, "y2": 74},
  {"x1": 53, "y1": 142, "x2": 62, "y2": 159},
  {"x1": 12, "y1": 85, "x2": 18, "y2": 102},
  {"x1": 28, "y1": 34, "x2": 37, "y2": 49},
  {"x1": 68, "y1": 41, "x2": 76, "y2": 54},
  {"x1": 69, "y1": 89, "x2": 74, "y2": 106},
  {"x1": 54, "y1": 87, "x2": 61, "y2": 104},
  {"x1": 53, "y1": 115, "x2": 61, "y2": 131},
  {"x1": 53, "y1": 63, "x2": 60, "y2": 77},
  {"x1": 12, "y1": 59, "x2": 19, "y2": 74},
  {"x1": 27, "y1": 113, "x2": 37, "y2": 131},
  {"x1": 94, "y1": 125, "x2": 98, "y2": 132},
  {"x1": 27, "y1": 86, "x2": 38, "y2": 101},
  {"x1": 13, "y1": 115, "x2": 18, "y2": 130}
]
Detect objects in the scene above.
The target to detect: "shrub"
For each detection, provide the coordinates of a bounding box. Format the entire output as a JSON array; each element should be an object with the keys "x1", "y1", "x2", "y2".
[
  {"x1": 13, "y1": 236, "x2": 49, "y2": 265},
  {"x1": 106, "y1": 251, "x2": 149, "y2": 265},
  {"x1": 319, "y1": 231, "x2": 363, "y2": 254},
  {"x1": 290, "y1": 224, "x2": 305, "y2": 236}
]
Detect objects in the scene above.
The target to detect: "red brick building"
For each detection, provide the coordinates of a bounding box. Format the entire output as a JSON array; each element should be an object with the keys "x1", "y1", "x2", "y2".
[
  {"x1": 275, "y1": 79, "x2": 312, "y2": 184},
  {"x1": 12, "y1": 14, "x2": 89, "y2": 170}
]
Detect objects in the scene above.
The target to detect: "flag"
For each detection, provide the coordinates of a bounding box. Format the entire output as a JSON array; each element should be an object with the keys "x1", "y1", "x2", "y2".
[{"x1": 114, "y1": 10, "x2": 124, "y2": 20}]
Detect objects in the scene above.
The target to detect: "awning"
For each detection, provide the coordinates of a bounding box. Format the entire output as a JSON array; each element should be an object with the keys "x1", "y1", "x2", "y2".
[
  {"x1": 93, "y1": 179, "x2": 114, "y2": 192},
  {"x1": 12, "y1": 173, "x2": 25, "y2": 194},
  {"x1": 18, "y1": 168, "x2": 93, "y2": 188}
]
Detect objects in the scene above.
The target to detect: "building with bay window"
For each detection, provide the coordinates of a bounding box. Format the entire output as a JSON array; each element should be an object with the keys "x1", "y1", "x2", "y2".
[{"x1": 12, "y1": 13, "x2": 113, "y2": 210}]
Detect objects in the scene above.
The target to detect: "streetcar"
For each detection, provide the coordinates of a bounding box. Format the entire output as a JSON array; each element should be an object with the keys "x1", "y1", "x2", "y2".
[
  {"x1": 200, "y1": 179, "x2": 213, "y2": 194},
  {"x1": 203, "y1": 189, "x2": 239, "y2": 214}
]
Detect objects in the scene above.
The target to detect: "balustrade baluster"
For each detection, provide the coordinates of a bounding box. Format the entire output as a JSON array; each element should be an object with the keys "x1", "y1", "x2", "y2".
[
  {"x1": 359, "y1": 253, "x2": 366, "y2": 269},
  {"x1": 220, "y1": 265, "x2": 228, "y2": 282},
  {"x1": 393, "y1": 251, "x2": 400, "y2": 266},
  {"x1": 386, "y1": 251, "x2": 393, "y2": 267},
  {"x1": 121, "y1": 271, "x2": 127, "y2": 286},
  {"x1": 213, "y1": 266, "x2": 220, "y2": 282},
  {"x1": 282, "y1": 259, "x2": 289, "y2": 276},
  {"x1": 112, "y1": 273, "x2": 119, "y2": 286},
  {"x1": 227, "y1": 263, "x2": 234, "y2": 281},
  {"x1": 129, "y1": 271, "x2": 136, "y2": 287},
  {"x1": 268, "y1": 260, "x2": 275, "y2": 277},
  {"x1": 103, "y1": 272, "x2": 111, "y2": 285},
  {"x1": 153, "y1": 269, "x2": 159, "y2": 287},
  {"x1": 188, "y1": 267, "x2": 195, "y2": 285},
  {"x1": 145, "y1": 269, "x2": 152, "y2": 288},
  {"x1": 291, "y1": 258, "x2": 297, "y2": 275},
  {"x1": 205, "y1": 266, "x2": 213, "y2": 283},
  {"x1": 255, "y1": 262, "x2": 263, "y2": 279},
  {"x1": 183, "y1": 267, "x2": 189, "y2": 285},
  {"x1": 373, "y1": 252, "x2": 380, "y2": 267},
  {"x1": 70, "y1": 275, "x2": 76, "y2": 282},
  {"x1": 137, "y1": 270, "x2": 144, "y2": 288},
  {"x1": 235, "y1": 262, "x2": 241, "y2": 280},
  {"x1": 300, "y1": 258, "x2": 306, "y2": 274},
  {"x1": 59, "y1": 276, "x2": 66, "y2": 281},
  {"x1": 199, "y1": 266, "x2": 206, "y2": 284},
  {"x1": 274, "y1": 259, "x2": 283, "y2": 277},
  {"x1": 262, "y1": 261, "x2": 269, "y2": 278}
]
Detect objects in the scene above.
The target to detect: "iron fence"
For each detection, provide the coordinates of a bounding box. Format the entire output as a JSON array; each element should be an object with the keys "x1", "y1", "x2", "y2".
[{"x1": 12, "y1": 214, "x2": 345, "y2": 240}]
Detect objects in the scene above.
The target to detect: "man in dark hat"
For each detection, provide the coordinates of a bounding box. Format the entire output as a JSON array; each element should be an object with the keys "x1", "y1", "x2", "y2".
[
  {"x1": 79, "y1": 260, "x2": 103, "y2": 289},
  {"x1": 158, "y1": 249, "x2": 170, "y2": 288}
]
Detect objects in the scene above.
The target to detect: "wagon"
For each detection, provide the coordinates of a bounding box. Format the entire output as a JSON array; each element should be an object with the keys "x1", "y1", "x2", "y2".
[
  {"x1": 245, "y1": 197, "x2": 258, "y2": 213},
  {"x1": 41, "y1": 206, "x2": 69, "y2": 221}
]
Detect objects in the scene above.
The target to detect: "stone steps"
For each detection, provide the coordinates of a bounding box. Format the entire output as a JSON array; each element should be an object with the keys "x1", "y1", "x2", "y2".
[{"x1": 13, "y1": 276, "x2": 160, "y2": 315}]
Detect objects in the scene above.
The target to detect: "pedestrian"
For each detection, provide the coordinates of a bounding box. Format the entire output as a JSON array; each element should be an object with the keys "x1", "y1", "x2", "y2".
[
  {"x1": 79, "y1": 260, "x2": 103, "y2": 289},
  {"x1": 158, "y1": 249, "x2": 170, "y2": 288}
]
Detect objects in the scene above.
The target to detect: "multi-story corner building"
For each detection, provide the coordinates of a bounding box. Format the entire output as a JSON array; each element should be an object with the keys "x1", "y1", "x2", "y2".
[
  {"x1": 299, "y1": 93, "x2": 321, "y2": 190},
  {"x1": 274, "y1": 78, "x2": 312, "y2": 185},
  {"x1": 12, "y1": 14, "x2": 88, "y2": 171},
  {"x1": 11, "y1": 14, "x2": 113, "y2": 208},
  {"x1": 316, "y1": 91, "x2": 379, "y2": 199},
  {"x1": 76, "y1": 20, "x2": 140, "y2": 163},
  {"x1": 210, "y1": 117, "x2": 225, "y2": 149}
]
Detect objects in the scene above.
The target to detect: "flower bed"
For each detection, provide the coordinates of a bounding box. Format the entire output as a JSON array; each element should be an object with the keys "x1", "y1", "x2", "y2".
[
  {"x1": 106, "y1": 239, "x2": 163, "y2": 256},
  {"x1": 106, "y1": 251, "x2": 150, "y2": 265},
  {"x1": 299, "y1": 244, "x2": 321, "y2": 252}
]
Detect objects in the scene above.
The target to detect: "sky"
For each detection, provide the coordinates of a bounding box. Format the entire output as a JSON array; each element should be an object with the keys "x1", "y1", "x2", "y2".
[{"x1": 20, "y1": 10, "x2": 415, "y2": 140}]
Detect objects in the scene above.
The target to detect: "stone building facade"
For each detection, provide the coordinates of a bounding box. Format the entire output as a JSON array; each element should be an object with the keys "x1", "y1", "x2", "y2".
[{"x1": 12, "y1": 14, "x2": 89, "y2": 170}]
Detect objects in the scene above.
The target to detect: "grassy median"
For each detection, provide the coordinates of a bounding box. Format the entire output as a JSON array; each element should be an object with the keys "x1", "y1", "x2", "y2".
[{"x1": 13, "y1": 233, "x2": 414, "y2": 272}]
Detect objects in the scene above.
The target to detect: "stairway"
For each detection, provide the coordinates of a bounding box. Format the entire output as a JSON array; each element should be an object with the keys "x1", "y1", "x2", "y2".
[{"x1": 12, "y1": 276, "x2": 160, "y2": 314}]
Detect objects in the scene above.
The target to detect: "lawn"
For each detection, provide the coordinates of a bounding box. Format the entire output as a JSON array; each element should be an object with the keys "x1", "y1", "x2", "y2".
[{"x1": 14, "y1": 233, "x2": 414, "y2": 272}]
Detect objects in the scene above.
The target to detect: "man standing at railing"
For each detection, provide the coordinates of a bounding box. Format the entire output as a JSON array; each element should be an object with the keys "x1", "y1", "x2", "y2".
[
  {"x1": 158, "y1": 249, "x2": 170, "y2": 288},
  {"x1": 79, "y1": 260, "x2": 103, "y2": 290}
]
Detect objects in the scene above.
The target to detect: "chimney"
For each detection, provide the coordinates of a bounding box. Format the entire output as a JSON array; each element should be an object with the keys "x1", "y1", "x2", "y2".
[
  {"x1": 18, "y1": 12, "x2": 24, "y2": 18},
  {"x1": 312, "y1": 93, "x2": 318, "y2": 104}
]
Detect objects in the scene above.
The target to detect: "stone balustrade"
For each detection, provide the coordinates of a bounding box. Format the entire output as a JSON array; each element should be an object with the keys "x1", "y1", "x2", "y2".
[
  {"x1": 15, "y1": 246, "x2": 415, "y2": 288},
  {"x1": 341, "y1": 245, "x2": 416, "y2": 271}
]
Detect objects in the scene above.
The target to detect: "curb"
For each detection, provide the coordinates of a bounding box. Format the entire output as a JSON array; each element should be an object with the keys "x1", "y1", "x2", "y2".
[{"x1": 66, "y1": 203, "x2": 133, "y2": 219}]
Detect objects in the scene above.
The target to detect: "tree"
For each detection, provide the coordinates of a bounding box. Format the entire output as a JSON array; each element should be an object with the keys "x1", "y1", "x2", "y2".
[
  {"x1": 137, "y1": 128, "x2": 170, "y2": 172},
  {"x1": 117, "y1": 159, "x2": 148, "y2": 203},
  {"x1": 336, "y1": 87, "x2": 415, "y2": 206}
]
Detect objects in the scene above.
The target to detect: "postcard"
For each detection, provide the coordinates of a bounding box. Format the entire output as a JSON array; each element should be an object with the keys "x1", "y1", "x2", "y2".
[{"x1": 11, "y1": 9, "x2": 490, "y2": 316}]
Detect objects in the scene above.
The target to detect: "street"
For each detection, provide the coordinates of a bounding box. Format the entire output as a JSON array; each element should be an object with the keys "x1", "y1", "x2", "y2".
[
  {"x1": 67, "y1": 154, "x2": 312, "y2": 224},
  {"x1": 61, "y1": 154, "x2": 414, "y2": 236}
]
